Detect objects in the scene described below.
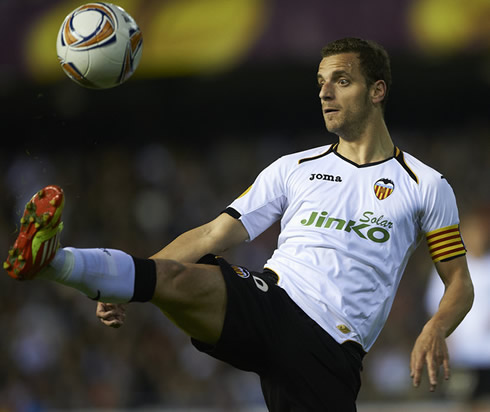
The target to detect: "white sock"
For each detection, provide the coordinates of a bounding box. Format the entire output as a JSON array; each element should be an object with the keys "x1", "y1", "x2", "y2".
[{"x1": 40, "y1": 247, "x2": 135, "y2": 303}]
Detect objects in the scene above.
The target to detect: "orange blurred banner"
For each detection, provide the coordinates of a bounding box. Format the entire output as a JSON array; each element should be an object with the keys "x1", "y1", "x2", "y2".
[{"x1": 25, "y1": 0, "x2": 268, "y2": 82}]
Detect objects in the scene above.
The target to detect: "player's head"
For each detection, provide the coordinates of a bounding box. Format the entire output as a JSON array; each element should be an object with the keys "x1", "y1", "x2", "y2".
[
  {"x1": 320, "y1": 38, "x2": 392, "y2": 112},
  {"x1": 317, "y1": 38, "x2": 391, "y2": 137}
]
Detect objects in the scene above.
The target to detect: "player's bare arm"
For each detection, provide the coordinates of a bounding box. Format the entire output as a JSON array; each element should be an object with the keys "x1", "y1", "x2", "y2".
[
  {"x1": 150, "y1": 212, "x2": 249, "y2": 262},
  {"x1": 410, "y1": 256, "x2": 474, "y2": 392},
  {"x1": 97, "y1": 213, "x2": 249, "y2": 327}
]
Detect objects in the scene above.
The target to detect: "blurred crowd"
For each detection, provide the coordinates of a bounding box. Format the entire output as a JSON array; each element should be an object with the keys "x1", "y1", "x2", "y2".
[{"x1": 0, "y1": 127, "x2": 488, "y2": 411}]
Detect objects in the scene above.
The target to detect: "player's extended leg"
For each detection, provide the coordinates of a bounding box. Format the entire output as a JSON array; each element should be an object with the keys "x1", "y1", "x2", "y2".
[
  {"x1": 150, "y1": 260, "x2": 226, "y2": 344},
  {"x1": 4, "y1": 185, "x2": 227, "y2": 345}
]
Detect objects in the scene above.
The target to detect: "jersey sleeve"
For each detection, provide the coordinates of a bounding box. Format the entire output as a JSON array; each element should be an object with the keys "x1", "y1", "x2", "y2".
[
  {"x1": 420, "y1": 175, "x2": 466, "y2": 262},
  {"x1": 227, "y1": 157, "x2": 288, "y2": 241}
]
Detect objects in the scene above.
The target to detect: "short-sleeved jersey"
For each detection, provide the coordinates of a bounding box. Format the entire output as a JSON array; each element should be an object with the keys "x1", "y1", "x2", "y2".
[{"x1": 228, "y1": 143, "x2": 466, "y2": 351}]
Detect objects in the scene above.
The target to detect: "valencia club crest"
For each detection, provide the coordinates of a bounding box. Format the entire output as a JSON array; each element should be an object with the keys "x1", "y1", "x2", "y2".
[{"x1": 374, "y1": 178, "x2": 395, "y2": 200}]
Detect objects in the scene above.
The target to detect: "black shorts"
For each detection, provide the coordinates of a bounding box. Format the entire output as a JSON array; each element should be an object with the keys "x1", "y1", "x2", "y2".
[{"x1": 192, "y1": 255, "x2": 365, "y2": 412}]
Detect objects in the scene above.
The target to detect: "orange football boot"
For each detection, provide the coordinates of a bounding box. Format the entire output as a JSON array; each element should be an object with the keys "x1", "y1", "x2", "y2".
[{"x1": 4, "y1": 185, "x2": 64, "y2": 280}]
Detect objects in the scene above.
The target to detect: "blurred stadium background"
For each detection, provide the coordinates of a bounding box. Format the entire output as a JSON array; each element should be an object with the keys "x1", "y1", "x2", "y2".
[{"x1": 1, "y1": 0, "x2": 489, "y2": 410}]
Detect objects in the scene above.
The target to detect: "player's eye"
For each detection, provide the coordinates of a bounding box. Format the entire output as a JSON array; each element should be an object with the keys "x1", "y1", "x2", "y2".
[{"x1": 338, "y1": 79, "x2": 350, "y2": 86}]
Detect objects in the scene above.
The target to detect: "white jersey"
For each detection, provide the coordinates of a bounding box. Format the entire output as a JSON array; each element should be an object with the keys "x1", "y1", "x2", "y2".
[{"x1": 228, "y1": 143, "x2": 466, "y2": 351}]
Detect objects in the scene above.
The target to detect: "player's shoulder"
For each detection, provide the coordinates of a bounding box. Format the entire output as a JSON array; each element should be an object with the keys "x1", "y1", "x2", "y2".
[
  {"x1": 261, "y1": 143, "x2": 336, "y2": 184},
  {"x1": 279, "y1": 143, "x2": 335, "y2": 166},
  {"x1": 396, "y1": 148, "x2": 448, "y2": 188}
]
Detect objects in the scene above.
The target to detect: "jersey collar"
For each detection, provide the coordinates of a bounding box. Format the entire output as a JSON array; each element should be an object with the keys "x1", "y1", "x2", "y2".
[{"x1": 332, "y1": 143, "x2": 397, "y2": 168}]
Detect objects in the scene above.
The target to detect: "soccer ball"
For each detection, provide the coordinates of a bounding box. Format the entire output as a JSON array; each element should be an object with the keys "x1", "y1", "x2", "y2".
[{"x1": 56, "y1": 2, "x2": 143, "y2": 89}]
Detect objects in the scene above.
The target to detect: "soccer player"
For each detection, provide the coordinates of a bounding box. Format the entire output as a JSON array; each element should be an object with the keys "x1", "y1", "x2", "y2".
[{"x1": 4, "y1": 38, "x2": 474, "y2": 411}]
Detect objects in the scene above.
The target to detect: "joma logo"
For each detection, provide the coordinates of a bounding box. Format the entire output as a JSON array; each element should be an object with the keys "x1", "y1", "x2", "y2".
[{"x1": 309, "y1": 173, "x2": 342, "y2": 182}]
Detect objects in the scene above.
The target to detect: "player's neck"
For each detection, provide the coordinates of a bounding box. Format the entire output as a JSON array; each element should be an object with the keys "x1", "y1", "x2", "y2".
[{"x1": 336, "y1": 117, "x2": 394, "y2": 165}]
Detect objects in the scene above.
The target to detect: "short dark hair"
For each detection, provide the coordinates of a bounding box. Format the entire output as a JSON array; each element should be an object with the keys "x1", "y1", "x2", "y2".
[{"x1": 321, "y1": 38, "x2": 392, "y2": 110}]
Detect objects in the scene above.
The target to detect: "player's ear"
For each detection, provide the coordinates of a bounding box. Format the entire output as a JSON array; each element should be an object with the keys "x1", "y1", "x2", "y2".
[{"x1": 370, "y1": 80, "x2": 387, "y2": 106}]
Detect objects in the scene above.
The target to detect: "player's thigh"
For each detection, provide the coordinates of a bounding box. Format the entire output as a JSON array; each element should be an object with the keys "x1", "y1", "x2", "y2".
[
  {"x1": 255, "y1": 288, "x2": 362, "y2": 411},
  {"x1": 151, "y1": 260, "x2": 227, "y2": 345}
]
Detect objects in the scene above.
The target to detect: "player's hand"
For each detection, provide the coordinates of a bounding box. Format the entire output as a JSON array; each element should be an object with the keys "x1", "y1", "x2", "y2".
[
  {"x1": 410, "y1": 323, "x2": 450, "y2": 392},
  {"x1": 96, "y1": 302, "x2": 127, "y2": 328}
]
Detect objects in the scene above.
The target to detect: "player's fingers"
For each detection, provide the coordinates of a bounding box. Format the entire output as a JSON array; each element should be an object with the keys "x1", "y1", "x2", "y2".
[
  {"x1": 98, "y1": 310, "x2": 125, "y2": 326},
  {"x1": 426, "y1": 352, "x2": 443, "y2": 391},
  {"x1": 96, "y1": 303, "x2": 127, "y2": 328},
  {"x1": 410, "y1": 356, "x2": 424, "y2": 387},
  {"x1": 412, "y1": 369, "x2": 422, "y2": 387},
  {"x1": 409, "y1": 349, "x2": 417, "y2": 377},
  {"x1": 96, "y1": 302, "x2": 114, "y2": 318},
  {"x1": 100, "y1": 318, "x2": 124, "y2": 328},
  {"x1": 98, "y1": 309, "x2": 126, "y2": 321},
  {"x1": 96, "y1": 302, "x2": 127, "y2": 318},
  {"x1": 443, "y1": 357, "x2": 451, "y2": 381},
  {"x1": 95, "y1": 302, "x2": 106, "y2": 317}
]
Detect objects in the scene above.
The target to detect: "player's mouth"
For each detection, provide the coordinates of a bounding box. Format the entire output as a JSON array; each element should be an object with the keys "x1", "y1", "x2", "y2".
[{"x1": 324, "y1": 108, "x2": 340, "y2": 115}]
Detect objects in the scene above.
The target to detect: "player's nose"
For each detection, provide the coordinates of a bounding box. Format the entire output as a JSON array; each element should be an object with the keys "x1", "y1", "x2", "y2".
[{"x1": 319, "y1": 82, "x2": 334, "y2": 100}]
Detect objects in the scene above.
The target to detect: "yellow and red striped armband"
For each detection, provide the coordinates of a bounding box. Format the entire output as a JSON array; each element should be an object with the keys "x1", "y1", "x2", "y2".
[{"x1": 426, "y1": 224, "x2": 466, "y2": 262}]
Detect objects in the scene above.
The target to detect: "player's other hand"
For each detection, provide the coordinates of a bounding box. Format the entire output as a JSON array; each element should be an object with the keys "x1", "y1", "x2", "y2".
[
  {"x1": 96, "y1": 302, "x2": 127, "y2": 328},
  {"x1": 410, "y1": 323, "x2": 450, "y2": 392}
]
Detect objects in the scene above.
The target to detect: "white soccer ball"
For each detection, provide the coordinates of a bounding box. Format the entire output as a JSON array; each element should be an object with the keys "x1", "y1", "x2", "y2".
[{"x1": 56, "y1": 2, "x2": 143, "y2": 89}]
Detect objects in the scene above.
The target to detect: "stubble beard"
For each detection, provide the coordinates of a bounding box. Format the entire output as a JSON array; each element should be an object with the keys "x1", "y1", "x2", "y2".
[{"x1": 324, "y1": 96, "x2": 372, "y2": 140}]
